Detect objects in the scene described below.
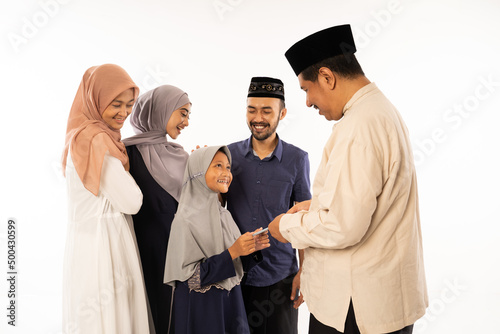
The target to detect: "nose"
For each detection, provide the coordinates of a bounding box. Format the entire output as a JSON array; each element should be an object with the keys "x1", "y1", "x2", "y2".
[
  {"x1": 183, "y1": 117, "x2": 189, "y2": 127},
  {"x1": 222, "y1": 170, "x2": 232, "y2": 180},
  {"x1": 118, "y1": 106, "x2": 129, "y2": 117},
  {"x1": 254, "y1": 111, "x2": 264, "y2": 122},
  {"x1": 305, "y1": 96, "x2": 312, "y2": 108}
]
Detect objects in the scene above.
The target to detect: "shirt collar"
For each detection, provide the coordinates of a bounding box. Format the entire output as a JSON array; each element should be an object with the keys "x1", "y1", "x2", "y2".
[
  {"x1": 343, "y1": 82, "x2": 378, "y2": 116},
  {"x1": 243, "y1": 134, "x2": 283, "y2": 162}
]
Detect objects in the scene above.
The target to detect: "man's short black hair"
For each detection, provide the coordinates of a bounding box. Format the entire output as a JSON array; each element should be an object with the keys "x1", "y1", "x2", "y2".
[
  {"x1": 300, "y1": 53, "x2": 364, "y2": 82},
  {"x1": 279, "y1": 99, "x2": 285, "y2": 111}
]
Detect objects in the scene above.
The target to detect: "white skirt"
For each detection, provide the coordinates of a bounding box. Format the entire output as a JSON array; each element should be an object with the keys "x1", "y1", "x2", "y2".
[{"x1": 62, "y1": 211, "x2": 151, "y2": 334}]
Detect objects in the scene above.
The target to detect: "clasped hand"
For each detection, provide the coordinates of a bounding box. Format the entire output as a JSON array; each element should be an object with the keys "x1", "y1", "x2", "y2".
[
  {"x1": 268, "y1": 200, "x2": 312, "y2": 243},
  {"x1": 228, "y1": 228, "x2": 270, "y2": 259}
]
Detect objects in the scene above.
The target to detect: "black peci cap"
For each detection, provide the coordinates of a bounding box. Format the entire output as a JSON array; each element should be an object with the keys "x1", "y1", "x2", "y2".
[
  {"x1": 247, "y1": 77, "x2": 285, "y2": 101},
  {"x1": 285, "y1": 24, "x2": 357, "y2": 76}
]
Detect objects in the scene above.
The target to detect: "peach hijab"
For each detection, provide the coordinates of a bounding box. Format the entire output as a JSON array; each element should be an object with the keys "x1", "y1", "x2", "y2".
[{"x1": 62, "y1": 64, "x2": 139, "y2": 196}]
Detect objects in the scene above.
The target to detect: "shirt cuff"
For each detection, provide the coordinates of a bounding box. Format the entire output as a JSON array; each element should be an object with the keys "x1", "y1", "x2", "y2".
[{"x1": 279, "y1": 212, "x2": 308, "y2": 249}]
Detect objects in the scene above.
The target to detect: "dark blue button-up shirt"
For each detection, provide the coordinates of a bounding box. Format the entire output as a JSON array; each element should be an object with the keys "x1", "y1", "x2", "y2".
[{"x1": 227, "y1": 136, "x2": 311, "y2": 286}]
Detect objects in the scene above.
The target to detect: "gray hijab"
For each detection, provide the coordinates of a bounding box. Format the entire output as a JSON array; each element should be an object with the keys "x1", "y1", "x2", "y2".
[
  {"x1": 164, "y1": 146, "x2": 244, "y2": 291},
  {"x1": 122, "y1": 85, "x2": 190, "y2": 201}
]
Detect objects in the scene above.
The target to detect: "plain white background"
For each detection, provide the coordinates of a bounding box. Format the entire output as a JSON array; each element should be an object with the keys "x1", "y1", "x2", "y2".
[{"x1": 1, "y1": 0, "x2": 500, "y2": 333}]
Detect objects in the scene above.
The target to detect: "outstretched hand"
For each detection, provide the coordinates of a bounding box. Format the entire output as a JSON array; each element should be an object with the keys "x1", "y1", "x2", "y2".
[
  {"x1": 286, "y1": 200, "x2": 311, "y2": 214},
  {"x1": 268, "y1": 213, "x2": 288, "y2": 243},
  {"x1": 252, "y1": 228, "x2": 270, "y2": 251},
  {"x1": 228, "y1": 229, "x2": 271, "y2": 260},
  {"x1": 228, "y1": 232, "x2": 257, "y2": 259}
]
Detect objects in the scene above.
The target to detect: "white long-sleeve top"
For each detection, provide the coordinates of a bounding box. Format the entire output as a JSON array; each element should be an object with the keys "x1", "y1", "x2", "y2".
[
  {"x1": 280, "y1": 83, "x2": 428, "y2": 334},
  {"x1": 66, "y1": 150, "x2": 143, "y2": 220},
  {"x1": 63, "y1": 148, "x2": 150, "y2": 334}
]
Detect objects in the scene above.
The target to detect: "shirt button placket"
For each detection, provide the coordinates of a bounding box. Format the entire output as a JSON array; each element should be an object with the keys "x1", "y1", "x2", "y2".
[{"x1": 253, "y1": 159, "x2": 264, "y2": 229}]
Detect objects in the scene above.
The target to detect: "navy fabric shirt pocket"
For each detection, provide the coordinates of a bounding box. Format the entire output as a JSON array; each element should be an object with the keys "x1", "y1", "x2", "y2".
[{"x1": 267, "y1": 180, "x2": 293, "y2": 212}]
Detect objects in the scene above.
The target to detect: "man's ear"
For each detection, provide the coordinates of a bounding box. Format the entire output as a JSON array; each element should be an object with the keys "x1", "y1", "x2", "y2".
[
  {"x1": 318, "y1": 67, "x2": 336, "y2": 90},
  {"x1": 279, "y1": 107, "x2": 287, "y2": 120}
]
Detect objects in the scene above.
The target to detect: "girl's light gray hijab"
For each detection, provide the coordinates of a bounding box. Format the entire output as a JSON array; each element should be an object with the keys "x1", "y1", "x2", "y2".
[
  {"x1": 122, "y1": 85, "x2": 190, "y2": 201},
  {"x1": 164, "y1": 146, "x2": 244, "y2": 291}
]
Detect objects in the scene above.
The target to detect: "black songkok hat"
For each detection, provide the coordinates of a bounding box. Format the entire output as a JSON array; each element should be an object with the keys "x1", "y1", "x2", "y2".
[
  {"x1": 285, "y1": 24, "x2": 356, "y2": 76},
  {"x1": 247, "y1": 77, "x2": 285, "y2": 101}
]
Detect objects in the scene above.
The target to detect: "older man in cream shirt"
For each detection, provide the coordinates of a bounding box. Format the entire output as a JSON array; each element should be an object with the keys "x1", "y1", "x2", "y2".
[{"x1": 268, "y1": 25, "x2": 428, "y2": 334}]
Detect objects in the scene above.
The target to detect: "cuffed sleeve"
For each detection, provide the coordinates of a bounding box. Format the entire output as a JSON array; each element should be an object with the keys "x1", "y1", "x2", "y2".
[
  {"x1": 99, "y1": 152, "x2": 143, "y2": 214},
  {"x1": 280, "y1": 141, "x2": 383, "y2": 250}
]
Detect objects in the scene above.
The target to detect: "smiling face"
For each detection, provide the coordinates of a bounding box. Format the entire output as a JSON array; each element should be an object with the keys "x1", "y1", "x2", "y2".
[
  {"x1": 246, "y1": 97, "x2": 286, "y2": 141},
  {"x1": 101, "y1": 88, "x2": 135, "y2": 130},
  {"x1": 298, "y1": 70, "x2": 344, "y2": 121},
  {"x1": 166, "y1": 103, "x2": 191, "y2": 139},
  {"x1": 205, "y1": 150, "x2": 232, "y2": 194}
]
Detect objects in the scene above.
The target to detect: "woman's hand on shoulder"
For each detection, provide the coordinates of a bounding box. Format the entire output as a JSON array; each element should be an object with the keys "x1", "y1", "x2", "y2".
[{"x1": 191, "y1": 145, "x2": 207, "y2": 153}]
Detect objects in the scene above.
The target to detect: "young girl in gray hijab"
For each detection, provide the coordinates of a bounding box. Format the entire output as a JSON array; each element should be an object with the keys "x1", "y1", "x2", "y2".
[{"x1": 165, "y1": 146, "x2": 270, "y2": 334}]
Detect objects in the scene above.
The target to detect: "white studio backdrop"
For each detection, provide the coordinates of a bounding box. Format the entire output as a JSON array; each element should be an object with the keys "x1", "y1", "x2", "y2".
[{"x1": 1, "y1": 0, "x2": 499, "y2": 333}]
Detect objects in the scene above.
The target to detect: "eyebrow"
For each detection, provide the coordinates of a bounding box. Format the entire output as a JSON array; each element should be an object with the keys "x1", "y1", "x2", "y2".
[
  {"x1": 179, "y1": 108, "x2": 190, "y2": 113},
  {"x1": 113, "y1": 98, "x2": 135, "y2": 103},
  {"x1": 247, "y1": 105, "x2": 273, "y2": 110},
  {"x1": 212, "y1": 160, "x2": 230, "y2": 165}
]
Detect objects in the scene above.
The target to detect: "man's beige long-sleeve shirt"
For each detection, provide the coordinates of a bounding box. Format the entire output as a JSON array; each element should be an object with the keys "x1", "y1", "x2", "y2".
[{"x1": 280, "y1": 83, "x2": 428, "y2": 334}]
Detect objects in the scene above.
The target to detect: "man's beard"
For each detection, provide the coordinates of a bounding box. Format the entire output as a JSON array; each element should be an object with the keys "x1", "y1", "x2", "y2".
[
  {"x1": 250, "y1": 121, "x2": 279, "y2": 141},
  {"x1": 249, "y1": 114, "x2": 280, "y2": 141}
]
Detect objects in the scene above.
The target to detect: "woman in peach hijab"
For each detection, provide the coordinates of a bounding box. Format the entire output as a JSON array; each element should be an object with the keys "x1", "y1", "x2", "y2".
[{"x1": 62, "y1": 64, "x2": 151, "y2": 333}]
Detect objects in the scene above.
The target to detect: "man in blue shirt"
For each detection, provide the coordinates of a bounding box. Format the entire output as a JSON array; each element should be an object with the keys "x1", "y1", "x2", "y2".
[{"x1": 226, "y1": 77, "x2": 311, "y2": 334}]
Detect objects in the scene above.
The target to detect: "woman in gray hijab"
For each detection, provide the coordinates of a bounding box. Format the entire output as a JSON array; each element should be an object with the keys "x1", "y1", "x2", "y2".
[
  {"x1": 165, "y1": 146, "x2": 270, "y2": 334},
  {"x1": 123, "y1": 85, "x2": 191, "y2": 334}
]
